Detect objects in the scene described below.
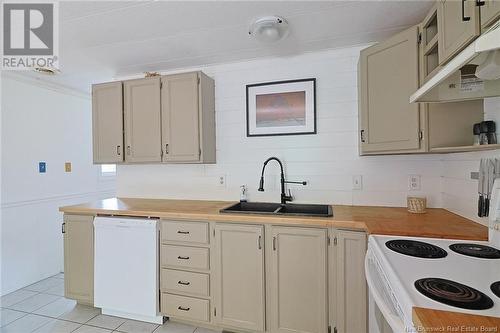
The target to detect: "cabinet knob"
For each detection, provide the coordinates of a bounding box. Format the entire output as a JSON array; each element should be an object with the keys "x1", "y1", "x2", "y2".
[
  {"x1": 117, "y1": 145, "x2": 121, "y2": 156},
  {"x1": 177, "y1": 306, "x2": 190, "y2": 311},
  {"x1": 177, "y1": 256, "x2": 190, "y2": 260},
  {"x1": 165, "y1": 144, "x2": 169, "y2": 154},
  {"x1": 178, "y1": 280, "x2": 191, "y2": 286},
  {"x1": 177, "y1": 230, "x2": 190, "y2": 235}
]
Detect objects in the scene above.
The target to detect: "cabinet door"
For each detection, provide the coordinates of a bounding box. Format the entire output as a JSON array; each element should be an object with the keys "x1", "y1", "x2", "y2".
[
  {"x1": 334, "y1": 230, "x2": 367, "y2": 333},
  {"x1": 63, "y1": 215, "x2": 94, "y2": 305},
  {"x1": 161, "y1": 73, "x2": 200, "y2": 162},
  {"x1": 359, "y1": 26, "x2": 421, "y2": 154},
  {"x1": 481, "y1": 0, "x2": 500, "y2": 29},
  {"x1": 269, "y1": 227, "x2": 328, "y2": 333},
  {"x1": 438, "y1": 0, "x2": 480, "y2": 64},
  {"x1": 214, "y1": 224, "x2": 265, "y2": 332},
  {"x1": 124, "y1": 77, "x2": 162, "y2": 162},
  {"x1": 92, "y1": 82, "x2": 123, "y2": 163}
]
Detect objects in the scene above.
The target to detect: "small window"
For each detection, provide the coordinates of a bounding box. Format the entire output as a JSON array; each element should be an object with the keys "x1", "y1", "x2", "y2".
[{"x1": 100, "y1": 164, "x2": 116, "y2": 177}]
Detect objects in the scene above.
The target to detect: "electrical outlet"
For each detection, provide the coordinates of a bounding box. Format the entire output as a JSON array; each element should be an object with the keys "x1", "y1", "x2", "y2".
[
  {"x1": 352, "y1": 175, "x2": 363, "y2": 190},
  {"x1": 217, "y1": 174, "x2": 226, "y2": 187},
  {"x1": 65, "y1": 162, "x2": 72, "y2": 172},
  {"x1": 408, "y1": 175, "x2": 421, "y2": 191}
]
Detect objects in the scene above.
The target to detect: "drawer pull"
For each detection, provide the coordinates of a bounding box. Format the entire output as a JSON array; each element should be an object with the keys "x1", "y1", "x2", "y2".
[
  {"x1": 178, "y1": 306, "x2": 190, "y2": 311},
  {"x1": 178, "y1": 280, "x2": 191, "y2": 286},
  {"x1": 177, "y1": 230, "x2": 190, "y2": 234},
  {"x1": 178, "y1": 256, "x2": 190, "y2": 260}
]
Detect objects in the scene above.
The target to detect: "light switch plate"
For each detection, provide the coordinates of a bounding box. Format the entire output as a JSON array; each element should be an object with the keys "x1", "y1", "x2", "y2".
[
  {"x1": 39, "y1": 162, "x2": 46, "y2": 173},
  {"x1": 352, "y1": 175, "x2": 363, "y2": 190}
]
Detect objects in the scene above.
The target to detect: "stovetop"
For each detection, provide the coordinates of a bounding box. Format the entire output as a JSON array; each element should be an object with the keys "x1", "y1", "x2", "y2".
[{"x1": 369, "y1": 234, "x2": 500, "y2": 318}]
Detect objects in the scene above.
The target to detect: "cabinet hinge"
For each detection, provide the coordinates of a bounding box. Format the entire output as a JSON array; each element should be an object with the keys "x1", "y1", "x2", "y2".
[
  {"x1": 327, "y1": 236, "x2": 331, "y2": 246},
  {"x1": 160, "y1": 82, "x2": 163, "y2": 89},
  {"x1": 417, "y1": 32, "x2": 422, "y2": 44},
  {"x1": 61, "y1": 222, "x2": 66, "y2": 234},
  {"x1": 213, "y1": 229, "x2": 215, "y2": 237},
  {"x1": 198, "y1": 77, "x2": 200, "y2": 85},
  {"x1": 419, "y1": 130, "x2": 423, "y2": 141},
  {"x1": 214, "y1": 307, "x2": 216, "y2": 316},
  {"x1": 333, "y1": 236, "x2": 338, "y2": 246},
  {"x1": 199, "y1": 148, "x2": 202, "y2": 158}
]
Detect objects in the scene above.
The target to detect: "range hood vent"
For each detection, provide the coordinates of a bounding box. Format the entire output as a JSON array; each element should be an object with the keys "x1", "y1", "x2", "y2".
[{"x1": 411, "y1": 20, "x2": 500, "y2": 103}]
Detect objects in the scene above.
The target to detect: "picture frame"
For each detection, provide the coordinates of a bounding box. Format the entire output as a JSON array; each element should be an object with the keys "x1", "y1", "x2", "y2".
[{"x1": 246, "y1": 78, "x2": 316, "y2": 137}]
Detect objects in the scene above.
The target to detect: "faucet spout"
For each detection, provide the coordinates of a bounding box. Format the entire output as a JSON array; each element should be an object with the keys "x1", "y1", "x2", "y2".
[{"x1": 258, "y1": 157, "x2": 306, "y2": 204}]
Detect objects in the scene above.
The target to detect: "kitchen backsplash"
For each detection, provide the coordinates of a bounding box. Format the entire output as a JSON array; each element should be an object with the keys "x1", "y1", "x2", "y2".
[{"x1": 116, "y1": 45, "x2": 443, "y2": 208}]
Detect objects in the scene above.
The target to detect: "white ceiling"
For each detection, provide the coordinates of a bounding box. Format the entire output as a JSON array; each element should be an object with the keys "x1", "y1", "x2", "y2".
[{"x1": 18, "y1": 0, "x2": 434, "y2": 93}]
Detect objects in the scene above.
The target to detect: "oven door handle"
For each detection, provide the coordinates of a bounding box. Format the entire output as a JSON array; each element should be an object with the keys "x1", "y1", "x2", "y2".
[{"x1": 365, "y1": 253, "x2": 406, "y2": 333}]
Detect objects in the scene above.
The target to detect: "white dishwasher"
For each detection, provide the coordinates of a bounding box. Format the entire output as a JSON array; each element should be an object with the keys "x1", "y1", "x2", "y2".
[{"x1": 94, "y1": 216, "x2": 163, "y2": 324}]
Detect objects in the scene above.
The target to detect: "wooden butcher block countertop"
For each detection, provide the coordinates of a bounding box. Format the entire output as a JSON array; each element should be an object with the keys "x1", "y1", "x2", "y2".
[
  {"x1": 60, "y1": 197, "x2": 492, "y2": 329},
  {"x1": 413, "y1": 307, "x2": 500, "y2": 332},
  {"x1": 59, "y1": 197, "x2": 488, "y2": 240}
]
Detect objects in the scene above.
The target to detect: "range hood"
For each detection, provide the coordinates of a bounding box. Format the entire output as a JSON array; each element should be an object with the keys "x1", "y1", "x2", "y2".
[{"x1": 411, "y1": 20, "x2": 500, "y2": 103}]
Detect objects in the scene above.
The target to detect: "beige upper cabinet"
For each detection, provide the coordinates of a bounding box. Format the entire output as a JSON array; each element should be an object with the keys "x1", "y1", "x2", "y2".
[
  {"x1": 481, "y1": 0, "x2": 500, "y2": 29},
  {"x1": 92, "y1": 82, "x2": 124, "y2": 164},
  {"x1": 438, "y1": 0, "x2": 481, "y2": 65},
  {"x1": 214, "y1": 224, "x2": 265, "y2": 332},
  {"x1": 333, "y1": 230, "x2": 367, "y2": 333},
  {"x1": 359, "y1": 26, "x2": 421, "y2": 154},
  {"x1": 124, "y1": 77, "x2": 162, "y2": 163},
  {"x1": 63, "y1": 214, "x2": 94, "y2": 305},
  {"x1": 269, "y1": 226, "x2": 328, "y2": 333},
  {"x1": 161, "y1": 72, "x2": 215, "y2": 163}
]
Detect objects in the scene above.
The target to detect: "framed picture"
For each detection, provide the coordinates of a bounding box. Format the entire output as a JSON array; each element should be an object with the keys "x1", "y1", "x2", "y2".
[{"x1": 246, "y1": 78, "x2": 316, "y2": 137}]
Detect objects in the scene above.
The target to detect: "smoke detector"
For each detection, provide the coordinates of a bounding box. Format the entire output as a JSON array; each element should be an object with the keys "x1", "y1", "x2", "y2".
[
  {"x1": 249, "y1": 16, "x2": 289, "y2": 43},
  {"x1": 33, "y1": 67, "x2": 60, "y2": 75}
]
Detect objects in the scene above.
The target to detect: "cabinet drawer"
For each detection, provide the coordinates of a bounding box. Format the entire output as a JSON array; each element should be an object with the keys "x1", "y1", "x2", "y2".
[
  {"x1": 161, "y1": 245, "x2": 209, "y2": 270},
  {"x1": 161, "y1": 221, "x2": 209, "y2": 244},
  {"x1": 161, "y1": 269, "x2": 209, "y2": 297},
  {"x1": 161, "y1": 293, "x2": 209, "y2": 322}
]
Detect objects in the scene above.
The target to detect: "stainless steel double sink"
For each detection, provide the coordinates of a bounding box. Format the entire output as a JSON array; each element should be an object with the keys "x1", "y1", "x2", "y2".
[{"x1": 220, "y1": 202, "x2": 333, "y2": 217}]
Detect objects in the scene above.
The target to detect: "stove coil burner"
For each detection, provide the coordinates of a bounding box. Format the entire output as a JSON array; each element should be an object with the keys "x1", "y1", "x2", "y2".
[
  {"x1": 385, "y1": 240, "x2": 448, "y2": 258},
  {"x1": 415, "y1": 278, "x2": 494, "y2": 310},
  {"x1": 449, "y1": 243, "x2": 500, "y2": 259},
  {"x1": 492, "y1": 282, "x2": 500, "y2": 298}
]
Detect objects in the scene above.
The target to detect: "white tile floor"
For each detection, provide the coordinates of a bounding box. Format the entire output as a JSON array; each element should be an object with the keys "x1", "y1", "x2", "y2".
[{"x1": 0, "y1": 274, "x2": 219, "y2": 333}]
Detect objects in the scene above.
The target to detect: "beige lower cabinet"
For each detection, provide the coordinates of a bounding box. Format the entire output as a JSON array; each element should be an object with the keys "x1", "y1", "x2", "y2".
[
  {"x1": 332, "y1": 230, "x2": 367, "y2": 333},
  {"x1": 268, "y1": 226, "x2": 328, "y2": 333},
  {"x1": 63, "y1": 214, "x2": 94, "y2": 305},
  {"x1": 214, "y1": 224, "x2": 265, "y2": 332}
]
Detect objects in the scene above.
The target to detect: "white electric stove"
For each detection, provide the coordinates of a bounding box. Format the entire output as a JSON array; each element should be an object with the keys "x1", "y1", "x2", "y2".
[{"x1": 366, "y1": 180, "x2": 500, "y2": 333}]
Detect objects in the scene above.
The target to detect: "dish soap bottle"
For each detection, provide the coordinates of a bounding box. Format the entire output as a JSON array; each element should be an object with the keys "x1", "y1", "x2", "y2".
[{"x1": 240, "y1": 185, "x2": 247, "y2": 202}]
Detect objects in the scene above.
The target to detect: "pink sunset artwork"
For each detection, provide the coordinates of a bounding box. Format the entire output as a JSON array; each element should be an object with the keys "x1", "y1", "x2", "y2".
[{"x1": 255, "y1": 91, "x2": 306, "y2": 127}]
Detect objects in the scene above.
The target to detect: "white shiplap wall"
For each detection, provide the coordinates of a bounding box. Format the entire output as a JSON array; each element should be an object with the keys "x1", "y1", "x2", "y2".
[
  {"x1": 442, "y1": 97, "x2": 500, "y2": 226},
  {"x1": 117, "y1": 46, "x2": 444, "y2": 207},
  {"x1": 1, "y1": 73, "x2": 116, "y2": 295}
]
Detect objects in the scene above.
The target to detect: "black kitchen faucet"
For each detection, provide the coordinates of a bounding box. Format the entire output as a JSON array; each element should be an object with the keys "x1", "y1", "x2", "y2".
[{"x1": 258, "y1": 157, "x2": 307, "y2": 204}]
